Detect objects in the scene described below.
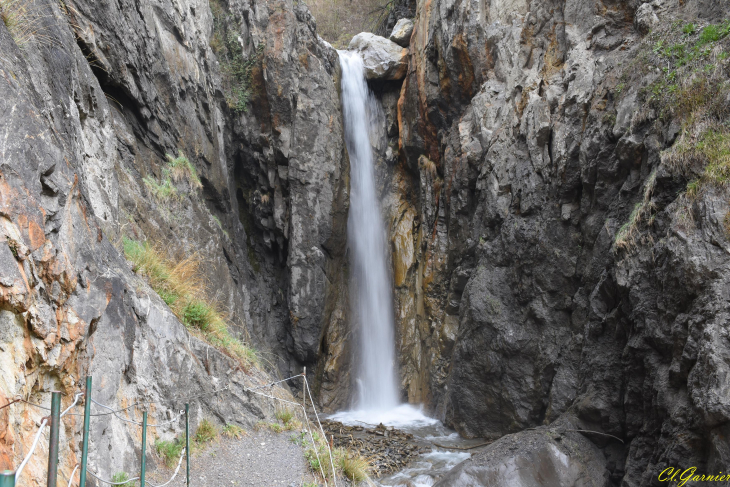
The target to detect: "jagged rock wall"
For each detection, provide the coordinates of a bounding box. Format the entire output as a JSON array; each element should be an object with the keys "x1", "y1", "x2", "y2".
[
  {"x1": 375, "y1": 0, "x2": 730, "y2": 484},
  {"x1": 0, "y1": 0, "x2": 351, "y2": 483}
]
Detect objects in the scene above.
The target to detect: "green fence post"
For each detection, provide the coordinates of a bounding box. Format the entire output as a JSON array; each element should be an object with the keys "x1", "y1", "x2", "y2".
[
  {"x1": 140, "y1": 411, "x2": 147, "y2": 487},
  {"x1": 185, "y1": 404, "x2": 190, "y2": 487},
  {"x1": 0, "y1": 470, "x2": 15, "y2": 487},
  {"x1": 79, "y1": 376, "x2": 92, "y2": 487},
  {"x1": 47, "y1": 391, "x2": 61, "y2": 487}
]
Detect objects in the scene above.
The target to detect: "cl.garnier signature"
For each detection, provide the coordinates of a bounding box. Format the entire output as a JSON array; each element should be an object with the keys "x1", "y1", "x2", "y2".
[{"x1": 659, "y1": 467, "x2": 729, "y2": 486}]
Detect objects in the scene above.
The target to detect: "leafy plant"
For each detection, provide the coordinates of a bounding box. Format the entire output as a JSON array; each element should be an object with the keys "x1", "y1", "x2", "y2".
[{"x1": 682, "y1": 23, "x2": 696, "y2": 35}]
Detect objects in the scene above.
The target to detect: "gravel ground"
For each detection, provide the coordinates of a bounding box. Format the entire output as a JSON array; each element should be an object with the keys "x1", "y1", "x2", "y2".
[{"x1": 147, "y1": 430, "x2": 319, "y2": 487}]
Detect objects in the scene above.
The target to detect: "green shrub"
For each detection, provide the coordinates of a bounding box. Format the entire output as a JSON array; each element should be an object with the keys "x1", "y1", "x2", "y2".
[
  {"x1": 143, "y1": 175, "x2": 178, "y2": 202},
  {"x1": 155, "y1": 438, "x2": 184, "y2": 468}
]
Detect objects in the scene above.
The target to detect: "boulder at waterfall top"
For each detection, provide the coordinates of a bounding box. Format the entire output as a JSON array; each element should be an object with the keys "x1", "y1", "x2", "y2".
[
  {"x1": 348, "y1": 33, "x2": 408, "y2": 80},
  {"x1": 389, "y1": 18, "x2": 414, "y2": 47}
]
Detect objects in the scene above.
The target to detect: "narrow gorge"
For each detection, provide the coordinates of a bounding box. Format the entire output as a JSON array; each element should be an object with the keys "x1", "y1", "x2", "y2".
[{"x1": 1, "y1": 0, "x2": 730, "y2": 485}]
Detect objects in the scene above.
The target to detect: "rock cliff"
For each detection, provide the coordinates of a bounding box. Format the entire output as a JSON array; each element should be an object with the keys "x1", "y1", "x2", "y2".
[
  {"x1": 0, "y1": 0, "x2": 349, "y2": 482},
  {"x1": 374, "y1": 0, "x2": 730, "y2": 484},
  {"x1": 3, "y1": 0, "x2": 730, "y2": 484}
]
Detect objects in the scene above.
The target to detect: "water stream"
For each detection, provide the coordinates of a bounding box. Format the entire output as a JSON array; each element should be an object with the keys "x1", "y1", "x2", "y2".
[
  {"x1": 337, "y1": 51, "x2": 475, "y2": 486},
  {"x1": 339, "y1": 51, "x2": 399, "y2": 412}
]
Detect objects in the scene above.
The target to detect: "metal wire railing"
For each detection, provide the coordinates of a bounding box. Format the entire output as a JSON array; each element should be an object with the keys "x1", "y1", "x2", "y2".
[{"x1": 0, "y1": 371, "x2": 337, "y2": 487}]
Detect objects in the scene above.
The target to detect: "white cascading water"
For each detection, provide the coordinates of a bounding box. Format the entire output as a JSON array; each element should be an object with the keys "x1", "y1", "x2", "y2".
[
  {"x1": 332, "y1": 51, "x2": 471, "y2": 487},
  {"x1": 339, "y1": 51, "x2": 399, "y2": 411},
  {"x1": 332, "y1": 51, "x2": 437, "y2": 428}
]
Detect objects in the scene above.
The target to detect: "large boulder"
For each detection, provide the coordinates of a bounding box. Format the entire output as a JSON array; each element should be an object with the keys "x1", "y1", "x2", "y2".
[
  {"x1": 389, "y1": 18, "x2": 414, "y2": 47},
  {"x1": 434, "y1": 423, "x2": 610, "y2": 487},
  {"x1": 348, "y1": 32, "x2": 408, "y2": 80}
]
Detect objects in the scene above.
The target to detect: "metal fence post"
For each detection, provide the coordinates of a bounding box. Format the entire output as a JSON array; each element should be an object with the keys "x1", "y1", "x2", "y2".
[
  {"x1": 140, "y1": 411, "x2": 147, "y2": 487},
  {"x1": 47, "y1": 391, "x2": 61, "y2": 487},
  {"x1": 79, "y1": 376, "x2": 91, "y2": 487},
  {"x1": 0, "y1": 470, "x2": 15, "y2": 487},
  {"x1": 185, "y1": 404, "x2": 190, "y2": 487}
]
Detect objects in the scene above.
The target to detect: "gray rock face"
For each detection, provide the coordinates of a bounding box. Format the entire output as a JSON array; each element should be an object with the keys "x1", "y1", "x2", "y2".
[
  {"x1": 435, "y1": 421, "x2": 609, "y2": 487},
  {"x1": 389, "y1": 18, "x2": 414, "y2": 47},
  {"x1": 635, "y1": 2, "x2": 660, "y2": 35},
  {"x1": 348, "y1": 32, "x2": 408, "y2": 80},
  {"x1": 0, "y1": 0, "x2": 350, "y2": 482},
  {"x1": 375, "y1": 0, "x2": 730, "y2": 484}
]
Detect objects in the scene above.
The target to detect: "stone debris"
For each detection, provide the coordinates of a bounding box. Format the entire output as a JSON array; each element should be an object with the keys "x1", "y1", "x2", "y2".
[{"x1": 321, "y1": 419, "x2": 430, "y2": 476}]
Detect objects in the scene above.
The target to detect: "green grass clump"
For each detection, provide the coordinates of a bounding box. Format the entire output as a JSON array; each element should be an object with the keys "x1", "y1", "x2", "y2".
[
  {"x1": 699, "y1": 21, "x2": 730, "y2": 45},
  {"x1": 166, "y1": 151, "x2": 202, "y2": 189},
  {"x1": 0, "y1": 0, "x2": 48, "y2": 47},
  {"x1": 143, "y1": 175, "x2": 179, "y2": 202},
  {"x1": 123, "y1": 238, "x2": 259, "y2": 369},
  {"x1": 111, "y1": 472, "x2": 137, "y2": 486},
  {"x1": 155, "y1": 437, "x2": 185, "y2": 468},
  {"x1": 614, "y1": 170, "x2": 657, "y2": 253},
  {"x1": 275, "y1": 409, "x2": 294, "y2": 425},
  {"x1": 222, "y1": 424, "x2": 245, "y2": 439},
  {"x1": 195, "y1": 419, "x2": 218, "y2": 444},
  {"x1": 667, "y1": 128, "x2": 730, "y2": 198}
]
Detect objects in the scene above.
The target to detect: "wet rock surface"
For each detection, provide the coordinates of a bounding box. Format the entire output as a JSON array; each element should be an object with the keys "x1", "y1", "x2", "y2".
[{"x1": 434, "y1": 421, "x2": 609, "y2": 487}]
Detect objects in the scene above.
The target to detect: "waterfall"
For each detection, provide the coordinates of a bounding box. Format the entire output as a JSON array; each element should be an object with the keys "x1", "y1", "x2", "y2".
[{"x1": 339, "y1": 51, "x2": 399, "y2": 411}]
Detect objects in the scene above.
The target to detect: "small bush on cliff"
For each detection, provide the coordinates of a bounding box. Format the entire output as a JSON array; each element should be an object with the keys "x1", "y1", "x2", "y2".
[
  {"x1": 122, "y1": 238, "x2": 259, "y2": 369},
  {"x1": 209, "y1": 0, "x2": 261, "y2": 112},
  {"x1": 619, "y1": 18, "x2": 730, "y2": 216},
  {"x1": 166, "y1": 151, "x2": 202, "y2": 189}
]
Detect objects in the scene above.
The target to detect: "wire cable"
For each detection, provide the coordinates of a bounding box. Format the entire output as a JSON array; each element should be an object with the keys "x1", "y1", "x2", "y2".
[
  {"x1": 86, "y1": 469, "x2": 141, "y2": 485},
  {"x1": 61, "y1": 392, "x2": 84, "y2": 417},
  {"x1": 67, "y1": 464, "x2": 80, "y2": 487},
  {"x1": 91, "y1": 400, "x2": 184, "y2": 427},
  {"x1": 15, "y1": 418, "x2": 48, "y2": 482},
  {"x1": 243, "y1": 387, "x2": 329, "y2": 487},
  {"x1": 147, "y1": 447, "x2": 186, "y2": 487},
  {"x1": 304, "y1": 377, "x2": 338, "y2": 487}
]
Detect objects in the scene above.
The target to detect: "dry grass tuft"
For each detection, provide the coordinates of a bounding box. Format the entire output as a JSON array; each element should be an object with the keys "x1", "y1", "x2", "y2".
[
  {"x1": 123, "y1": 238, "x2": 259, "y2": 369},
  {"x1": 166, "y1": 151, "x2": 202, "y2": 190},
  {"x1": 419, "y1": 155, "x2": 437, "y2": 176},
  {"x1": 614, "y1": 169, "x2": 657, "y2": 252},
  {"x1": 0, "y1": 0, "x2": 55, "y2": 47}
]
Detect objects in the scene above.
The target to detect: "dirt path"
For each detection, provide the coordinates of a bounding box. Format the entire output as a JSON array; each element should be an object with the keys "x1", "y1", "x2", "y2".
[{"x1": 147, "y1": 429, "x2": 319, "y2": 487}]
